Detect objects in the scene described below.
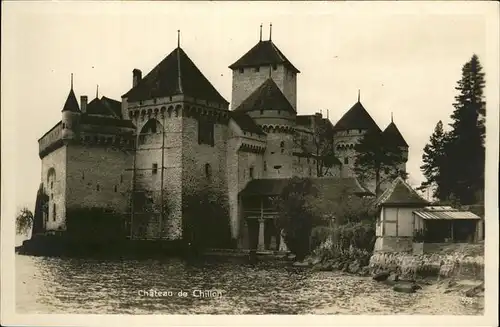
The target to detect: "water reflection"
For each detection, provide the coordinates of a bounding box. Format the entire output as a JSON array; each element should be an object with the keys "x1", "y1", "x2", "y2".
[{"x1": 16, "y1": 254, "x2": 483, "y2": 315}]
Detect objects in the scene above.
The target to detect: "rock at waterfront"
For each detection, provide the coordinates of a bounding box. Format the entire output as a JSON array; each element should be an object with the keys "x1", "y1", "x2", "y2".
[
  {"x1": 393, "y1": 282, "x2": 421, "y2": 293},
  {"x1": 287, "y1": 254, "x2": 297, "y2": 261},
  {"x1": 465, "y1": 282, "x2": 484, "y2": 297},
  {"x1": 348, "y1": 261, "x2": 361, "y2": 274},
  {"x1": 372, "y1": 271, "x2": 390, "y2": 281},
  {"x1": 387, "y1": 273, "x2": 399, "y2": 282},
  {"x1": 292, "y1": 260, "x2": 310, "y2": 267}
]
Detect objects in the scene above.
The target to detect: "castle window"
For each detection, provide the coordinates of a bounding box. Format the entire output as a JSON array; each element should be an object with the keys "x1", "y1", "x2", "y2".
[
  {"x1": 50, "y1": 181, "x2": 53, "y2": 189},
  {"x1": 120, "y1": 174, "x2": 123, "y2": 183},
  {"x1": 254, "y1": 67, "x2": 260, "y2": 72},
  {"x1": 205, "y1": 163, "x2": 211, "y2": 180},
  {"x1": 151, "y1": 123, "x2": 157, "y2": 133},
  {"x1": 280, "y1": 141, "x2": 285, "y2": 154},
  {"x1": 62, "y1": 123, "x2": 66, "y2": 129},
  {"x1": 239, "y1": 68, "x2": 244, "y2": 74},
  {"x1": 82, "y1": 172, "x2": 85, "y2": 180},
  {"x1": 272, "y1": 64, "x2": 277, "y2": 70},
  {"x1": 346, "y1": 130, "x2": 350, "y2": 134},
  {"x1": 114, "y1": 185, "x2": 118, "y2": 192},
  {"x1": 53, "y1": 204, "x2": 56, "y2": 221},
  {"x1": 264, "y1": 161, "x2": 267, "y2": 172},
  {"x1": 96, "y1": 184, "x2": 100, "y2": 191},
  {"x1": 278, "y1": 110, "x2": 281, "y2": 115},
  {"x1": 51, "y1": 193, "x2": 53, "y2": 200},
  {"x1": 249, "y1": 167, "x2": 254, "y2": 179},
  {"x1": 359, "y1": 129, "x2": 362, "y2": 133},
  {"x1": 198, "y1": 119, "x2": 215, "y2": 146},
  {"x1": 152, "y1": 163, "x2": 158, "y2": 174},
  {"x1": 344, "y1": 157, "x2": 349, "y2": 164}
]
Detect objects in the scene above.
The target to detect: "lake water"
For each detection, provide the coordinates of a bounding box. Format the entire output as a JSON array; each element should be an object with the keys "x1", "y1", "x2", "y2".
[{"x1": 16, "y1": 254, "x2": 483, "y2": 315}]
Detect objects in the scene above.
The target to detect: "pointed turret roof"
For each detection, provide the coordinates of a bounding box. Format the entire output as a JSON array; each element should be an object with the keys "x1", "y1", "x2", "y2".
[
  {"x1": 233, "y1": 78, "x2": 295, "y2": 113},
  {"x1": 333, "y1": 101, "x2": 380, "y2": 132},
  {"x1": 229, "y1": 40, "x2": 300, "y2": 73},
  {"x1": 122, "y1": 47, "x2": 228, "y2": 104},
  {"x1": 61, "y1": 89, "x2": 80, "y2": 112},
  {"x1": 377, "y1": 177, "x2": 428, "y2": 207},
  {"x1": 383, "y1": 121, "x2": 408, "y2": 147}
]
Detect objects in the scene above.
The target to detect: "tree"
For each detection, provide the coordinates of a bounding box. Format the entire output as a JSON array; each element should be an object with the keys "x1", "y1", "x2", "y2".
[
  {"x1": 418, "y1": 121, "x2": 451, "y2": 199},
  {"x1": 274, "y1": 177, "x2": 319, "y2": 260},
  {"x1": 294, "y1": 115, "x2": 337, "y2": 177},
  {"x1": 445, "y1": 54, "x2": 486, "y2": 205},
  {"x1": 16, "y1": 207, "x2": 34, "y2": 235},
  {"x1": 354, "y1": 129, "x2": 407, "y2": 196}
]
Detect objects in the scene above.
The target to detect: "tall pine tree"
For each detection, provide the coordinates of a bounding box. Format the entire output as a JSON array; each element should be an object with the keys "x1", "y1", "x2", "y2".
[
  {"x1": 446, "y1": 54, "x2": 486, "y2": 205},
  {"x1": 419, "y1": 121, "x2": 451, "y2": 200},
  {"x1": 421, "y1": 55, "x2": 486, "y2": 205}
]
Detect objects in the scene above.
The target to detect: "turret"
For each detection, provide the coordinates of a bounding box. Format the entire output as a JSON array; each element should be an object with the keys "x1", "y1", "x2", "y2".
[
  {"x1": 61, "y1": 75, "x2": 81, "y2": 141},
  {"x1": 229, "y1": 24, "x2": 300, "y2": 111}
]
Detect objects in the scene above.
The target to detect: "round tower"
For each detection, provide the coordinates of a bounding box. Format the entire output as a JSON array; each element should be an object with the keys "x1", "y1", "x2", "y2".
[{"x1": 61, "y1": 85, "x2": 81, "y2": 141}]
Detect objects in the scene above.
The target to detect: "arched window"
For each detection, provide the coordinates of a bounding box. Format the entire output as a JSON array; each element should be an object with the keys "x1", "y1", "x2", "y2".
[
  {"x1": 205, "y1": 163, "x2": 212, "y2": 180},
  {"x1": 139, "y1": 119, "x2": 163, "y2": 145},
  {"x1": 52, "y1": 204, "x2": 56, "y2": 221}
]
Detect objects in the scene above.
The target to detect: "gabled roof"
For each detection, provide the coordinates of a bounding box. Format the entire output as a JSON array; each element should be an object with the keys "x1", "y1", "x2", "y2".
[
  {"x1": 383, "y1": 121, "x2": 408, "y2": 147},
  {"x1": 86, "y1": 97, "x2": 121, "y2": 118},
  {"x1": 240, "y1": 177, "x2": 373, "y2": 197},
  {"x1": 122, "y1": 47, "x2": 228, "y2": 105},
  {"x1": 377, "y1": 177, "x2": 428, "y2": 207},
  {"x1": 234, "y1": 78, "x2": 295, "y2": 113},
  {"x1": 333, "y1": 101, "x2": 381, "y2": 132},
  {"x1": 229, "y1": 40, "x2": 300, "y2": 73},
  {"x1": 61, "y1": 89, "x2": 80, "y2": 112},
  {"x1": 230, "y1": 111, "x2": 266, "y2": 136}
]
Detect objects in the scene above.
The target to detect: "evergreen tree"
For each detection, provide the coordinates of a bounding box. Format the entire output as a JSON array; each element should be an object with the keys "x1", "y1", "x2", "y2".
[
  {"x1": 419, "y1": 121, "x2": 450, "y2": 199},
  {"x1": 354, "y1": 129, "x2": 407, "y2": 196},
  {"x1": 446, "y1": 54, "x2": 486, "y2": 204}
]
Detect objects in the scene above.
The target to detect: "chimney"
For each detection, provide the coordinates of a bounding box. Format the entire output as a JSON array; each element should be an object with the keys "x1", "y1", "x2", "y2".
[
  {"x1": 80, "y1": 95, "x2": 88, "y2": 113},
  {"x1": 133, "y1": 69, "x2": 142, "y2": 87}
]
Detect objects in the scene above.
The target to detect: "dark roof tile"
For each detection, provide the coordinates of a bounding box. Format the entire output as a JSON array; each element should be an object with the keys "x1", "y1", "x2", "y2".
[
  {"x1": 377, "y1": 177, "x2": 428, "y2": 206},
  {"x1": 383, "y1": 121, "x2": 408, "y2": 147},
  {"x1": 230, "y1": 112, "x2": 266, "y2": 135},
  {"x1": 240, "y1": 177, "x2": 373, "y2": 197},
  {"x1": 61, "y1": 89, "x2": 80, "y2": 112},
  {"x1": 80, "y1": 114, "x2": 135, "y2": 129},
  {"x1": 333, "y1": 101, "x2": 381, "y2": 132},
  {"x1": 229, "y1": 40, "x2": 300, "y2": 73},
  {"x1": 234, "y1": 78, "x2": 295, "y2": 113},
  {"x1": 123, "y1": 47, "x2": 228, "y2": 105}
]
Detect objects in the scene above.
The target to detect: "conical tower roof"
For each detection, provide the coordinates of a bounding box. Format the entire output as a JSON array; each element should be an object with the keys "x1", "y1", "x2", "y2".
[
  {"x1": 333, "y1": 101, "x2": 380, "y2": 132},
  {"x1": 383, "y1": 121, "x2": 408, "y2": 147},
  {"x1": 233, "y1": 78, "x2": 295, "y2": 113},
  {"x1": 123, "y1": 47, "x2": 228, "y2": 104},
  {"x1": 61, "y1": 88, "x2": 80, "y2": 112}
]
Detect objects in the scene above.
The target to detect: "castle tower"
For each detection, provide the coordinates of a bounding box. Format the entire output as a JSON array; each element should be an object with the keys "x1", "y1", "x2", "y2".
[
  {"x1": 61, "y1": 75, "x2": 81, "y2": 141},
  {"x1": 233, "y1": 77, "x2": 296, "y2": 178},
  {"x1": 229, "y1": 24, "x2": 300, "y2": 111},
  {"x1": 121, "y1": 31, "x2": 229, "y2": 240},
  {"x1": 382, "y1": 116, "x2": 409, "y2": 175},
  {"x1": 332, "y1": 95, "x2": 381, "y2": 180}
]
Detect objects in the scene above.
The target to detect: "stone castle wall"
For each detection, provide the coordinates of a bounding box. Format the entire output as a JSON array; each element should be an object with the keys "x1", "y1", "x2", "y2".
[{"x1": 41, "y1": 146, "x2": 67, "y2": 231}]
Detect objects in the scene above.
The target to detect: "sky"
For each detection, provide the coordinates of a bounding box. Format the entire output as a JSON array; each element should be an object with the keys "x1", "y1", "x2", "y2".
[{"x1": 1, "y1": 1, "x2": 498, "y2": 213}]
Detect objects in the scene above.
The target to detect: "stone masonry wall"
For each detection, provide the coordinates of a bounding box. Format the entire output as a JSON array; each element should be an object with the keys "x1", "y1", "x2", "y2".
[
  {"x1": 41, "y1": 145, "x2": 67, "y2": 231},
  {"x1": 231, "y1": 64, "x2": 297, "y2": 110},
  {"x1": 66, "y1": 144, "x2": 133, "y2": 214}
]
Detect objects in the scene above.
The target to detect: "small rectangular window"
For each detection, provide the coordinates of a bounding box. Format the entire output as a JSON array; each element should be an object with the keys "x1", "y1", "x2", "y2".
[
  {"x1": 272, "y1": 64, "x2": 277, "y2": 70},
  {"x1": 254, "y1": 67, "x2": 260, "y2": 72},
  {"x1": 52, "y1": 204, "x2": 56, "y2": 221},
  {"x1": 344, "y1": 157, "x2": 349, "y2": 164},
  {"x1": 114, "y1": 185, "x2": 118, "y2": 192},
  {"x1": 249, "y1": 167, "x2": 254, "y2": 179},
  {"x1": 198, "y1": 119, "x2": 215, "y2": 146},
  {"x1": 263, "y1": 161, "x2": 267, "y2": 172},
  {"x1": 239, "y1": 68, "x2": 244, "y2": 74},
  {"x1": 152, "y1": 163, "x2": 158, "y2": 174}
]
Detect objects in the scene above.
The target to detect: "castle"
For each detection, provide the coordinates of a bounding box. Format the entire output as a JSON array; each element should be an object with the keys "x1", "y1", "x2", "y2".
[{"x1": 36, "y1": 27, "x2": 408, "y2": 250}]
